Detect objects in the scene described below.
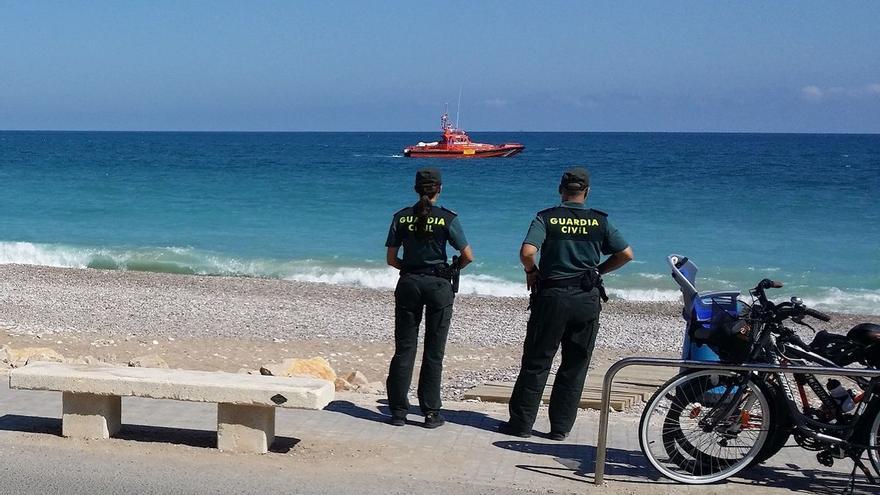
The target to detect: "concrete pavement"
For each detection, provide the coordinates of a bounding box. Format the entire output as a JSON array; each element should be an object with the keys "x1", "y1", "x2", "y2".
[{"x1": 0, "y1": 381, "x2": 874, "y2": 494}]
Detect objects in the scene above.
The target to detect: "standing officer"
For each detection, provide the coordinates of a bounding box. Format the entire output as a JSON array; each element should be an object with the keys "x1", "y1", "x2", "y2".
[
  {"x1": 501, "y1": 167, "x2": 633, "y2": 440},
  {"x1": 385, "y1": 168, "x2": 474, "y2": 428}
]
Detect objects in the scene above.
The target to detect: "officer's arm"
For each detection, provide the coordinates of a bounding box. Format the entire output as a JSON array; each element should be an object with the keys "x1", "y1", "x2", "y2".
[
  {"x1": 598, "y1": 246, "x2": 633, "y2": 275},
  {"x1": 458, "y1": 245, "x2": 474, "y2": 269},
  {"x1": 447, "y1": 217, "x2": 473, "y2": 269},
  {"x1": 520, "y1": 243, "x2": 540, "y2": 291},
  {"x1": 520, "y1": 215, "x2": 545, "y2": 291},
  {"x1": 520, "y1": 243, "x2": 538, "y2": 271},
  {"x1": 386, "y1": 246, "x2": 403, "y2": 270}
]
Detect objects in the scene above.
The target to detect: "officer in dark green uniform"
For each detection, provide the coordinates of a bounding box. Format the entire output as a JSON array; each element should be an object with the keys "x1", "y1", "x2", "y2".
[
  {"x1": 385, "y1": 168, "x2": 474, "y2": 428},
  {"x1": 501, "y1": 167, "x2": 633, "y2": 440}
]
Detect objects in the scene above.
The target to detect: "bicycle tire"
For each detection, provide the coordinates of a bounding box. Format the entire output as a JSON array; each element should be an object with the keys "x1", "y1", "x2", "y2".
[{"x1": 639, "y1": 370, "x2": 771, "y2": 484}]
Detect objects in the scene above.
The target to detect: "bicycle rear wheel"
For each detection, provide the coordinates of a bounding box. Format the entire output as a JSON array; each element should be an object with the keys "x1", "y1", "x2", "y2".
[{"x1": 639, "y1": 370, "x2": 771, "y2": 484}]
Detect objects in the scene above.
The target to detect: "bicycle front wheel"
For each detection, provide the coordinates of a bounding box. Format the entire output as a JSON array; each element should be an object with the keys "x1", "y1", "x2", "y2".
[
  {"x1": 868, "y1": 400, "x2": 880, "y2": 477},
  {"x1": 639, "y1": 370, "x2": 771, "y2": 484}
]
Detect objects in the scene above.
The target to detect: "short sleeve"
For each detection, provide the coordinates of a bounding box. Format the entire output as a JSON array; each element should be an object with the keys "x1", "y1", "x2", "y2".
[
  {"x1": 601, "y1": 218, "x2": 628, "y2": 255},
  {"x1": 385, "y1": 216, "x2": 401, "y2": 247},
  {"x1": 447, "y1": 216, "x2": 469, "y2": 251},
  {"x1": 523, "y1": 216, "x2": 546, "y2": 248}
]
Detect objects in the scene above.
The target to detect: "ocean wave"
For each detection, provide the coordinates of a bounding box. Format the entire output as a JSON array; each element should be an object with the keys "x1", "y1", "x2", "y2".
[
  {"x1": 1, "y1": 241, "x2": 877, "y2": 312},
  {"x1": 803, "y1": 288, "x2": 880, "y2": 316},
  {"x1": 607, "y1": 288, "x2": 682, "y2": 302},
  {"x1": 0, "y1": 241, "x2": 529, "y2": 297},
  {"x1": 283, "y1": 264, "x2": 527, "y2": 296}
]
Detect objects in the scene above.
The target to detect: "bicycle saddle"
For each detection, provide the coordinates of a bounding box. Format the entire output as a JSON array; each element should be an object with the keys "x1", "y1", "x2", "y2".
[
  {"x1": 847, "y1": 323, "x2": 880, "y2": 366},
  {"x1": 848, "y1": 323, "x2": 880, "y2": 347},
  {"x1": 810, "y1": 330, "x2": 864, "y2": 366}
]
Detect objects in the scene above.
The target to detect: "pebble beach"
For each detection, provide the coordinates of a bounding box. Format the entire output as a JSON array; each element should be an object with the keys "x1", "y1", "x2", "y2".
[{"x1": 0, "y1": 264, "x2": 872, "y2": 399}]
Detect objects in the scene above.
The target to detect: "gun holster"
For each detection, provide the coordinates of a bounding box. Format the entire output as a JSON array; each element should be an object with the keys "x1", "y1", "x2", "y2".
[
  {"x1": 434, "y1": 256, "x2": 461, "y2": 293},
  {"x1": 580, "y1": 269, "x2": 609, "y2": 302}
]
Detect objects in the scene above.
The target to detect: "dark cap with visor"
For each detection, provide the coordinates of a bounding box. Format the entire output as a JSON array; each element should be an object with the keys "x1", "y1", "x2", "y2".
[
  {"x1": 560, "y1": 167, "x2": 590, "y2": 190},
  {"x1": 415, "y1": 168, "x2": 442, "y2": 187}
]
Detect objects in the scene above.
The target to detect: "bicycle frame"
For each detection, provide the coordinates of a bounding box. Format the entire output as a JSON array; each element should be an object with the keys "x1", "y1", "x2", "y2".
[{"x1": 756, "y1": 338, "x2": 880, "y2": 447}]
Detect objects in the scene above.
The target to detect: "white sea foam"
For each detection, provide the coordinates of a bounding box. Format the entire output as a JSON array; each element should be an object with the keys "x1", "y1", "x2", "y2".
[
  {"x1": 803, "y1": 288, "x2": 880, "y2": 316},
  {"x1": 283, "y1": 265, "x2": 400, "y2": 290},
  {"x1": 0, "y1": 241, "x2": 876, "y2": 313},
  {"x1": 284, "y1": 266, "x2": 528, "y2": 297},
  {"x1": 607, "y1": 288, "x2": 683, "y2": 302},
  {"x1": 0, "y1": 241, "x2": 93, "y2": 268}
]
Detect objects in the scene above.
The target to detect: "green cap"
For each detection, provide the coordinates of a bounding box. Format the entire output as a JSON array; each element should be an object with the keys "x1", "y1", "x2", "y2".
[
  {"x1": 560, "y1": 167, "x2": 590, "y2": 190},
  {"x1": 415, "y1": 168, "x2": 442, "y2": 187}
]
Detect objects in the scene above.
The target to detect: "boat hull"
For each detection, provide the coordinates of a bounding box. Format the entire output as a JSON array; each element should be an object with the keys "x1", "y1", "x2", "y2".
[{"x1": 403, "y1": 144, "x2": 524, "y2": 158}]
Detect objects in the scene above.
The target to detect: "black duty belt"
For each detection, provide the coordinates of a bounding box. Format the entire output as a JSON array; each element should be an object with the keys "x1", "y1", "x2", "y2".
[
  {"x1": 539, "y1": 275, "x2": 584, "y2": 289},
  {"x1": 401, "y1": 266, "x2": 439, "y2": 276},
  {"x1": 538, "y1": 269, "x2": 609, "y2": 302},
  {"x1": 401, "y1": 260, "x2": 461, "y2": 294}
]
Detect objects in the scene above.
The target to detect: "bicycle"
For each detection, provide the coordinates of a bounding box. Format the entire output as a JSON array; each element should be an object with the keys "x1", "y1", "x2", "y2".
[{"x1": 639, "y1": 278, "x2": 880, "y2": 485}]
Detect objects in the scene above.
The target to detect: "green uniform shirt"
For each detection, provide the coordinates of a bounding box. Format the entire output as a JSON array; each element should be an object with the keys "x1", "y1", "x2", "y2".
[
  {"x1": 385, "y1": 204, "x2": 468, "y2": 270},
  {"x1": 523, "y1": 201, "x2": 628, "y2": 280}
]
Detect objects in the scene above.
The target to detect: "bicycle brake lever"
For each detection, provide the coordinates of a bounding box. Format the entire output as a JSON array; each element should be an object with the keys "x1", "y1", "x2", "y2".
[{"x1": 791, "y1": 316, "x2": 816, "y2": 333}]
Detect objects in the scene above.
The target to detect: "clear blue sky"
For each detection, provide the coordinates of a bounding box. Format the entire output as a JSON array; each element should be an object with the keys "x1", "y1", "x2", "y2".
[{"x1": 1, "y1": 1, "x2": 878, "y2": 132}]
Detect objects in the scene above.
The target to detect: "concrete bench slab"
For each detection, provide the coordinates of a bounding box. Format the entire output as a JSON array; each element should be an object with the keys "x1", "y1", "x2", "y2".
[{"x1": 9, "y1": 362, "x2": 334, "y2": 454}]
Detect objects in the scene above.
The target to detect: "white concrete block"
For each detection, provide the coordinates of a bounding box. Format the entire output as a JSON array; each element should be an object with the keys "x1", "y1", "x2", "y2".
[
  {"x1": 217, "y1": 403, "x2": 275, "y2": 454},
  {"x1": 62, "y1": 392, "x2": 121, "y2": 439},
  {"x1": 10, "y1": 362, "x2": 334, "y2": 409}
]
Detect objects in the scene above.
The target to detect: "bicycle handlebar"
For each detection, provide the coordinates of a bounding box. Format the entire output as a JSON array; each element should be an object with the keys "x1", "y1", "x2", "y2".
[
  {"x1": 752, "y1": 279, "x2": 831, "y2": 324},
  {"x1": 804, "y1": 307, "x2": 831, "y2": 322},
  {"x1": 758, "y1": 279, "x2": 784, "y2": 290}
]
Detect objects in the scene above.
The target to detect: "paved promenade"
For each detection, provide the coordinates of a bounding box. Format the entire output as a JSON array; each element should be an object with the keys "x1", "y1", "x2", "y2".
[{"x1": 0, "y1": 381, "x2": 873, "y2": 494}]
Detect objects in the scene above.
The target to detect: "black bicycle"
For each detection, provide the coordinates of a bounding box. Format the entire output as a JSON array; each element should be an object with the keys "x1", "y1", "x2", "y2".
[{"x1": 639, "y1": 278, "x2": 880, "y2": 484}]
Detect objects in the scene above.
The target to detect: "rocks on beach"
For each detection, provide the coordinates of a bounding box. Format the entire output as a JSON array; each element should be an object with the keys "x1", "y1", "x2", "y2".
[
  {"x1": 256, "y1": 356, "x2": 383, "y2": 394},
  {"x1": 0, "y1": 345, "x2": 123, "y2": 370},
  {"x1": 260, "y1": 356, "x2": 337, "y2": 381},
  {"x1": 0, "y1": 346, "x2": 65, "y2": 368},
  {"x1": 128, "y1": 354, "x2": 169, "y2": 368},
  {"x1": 334, "y1": 370, "x2": 384, "y2": 394}
]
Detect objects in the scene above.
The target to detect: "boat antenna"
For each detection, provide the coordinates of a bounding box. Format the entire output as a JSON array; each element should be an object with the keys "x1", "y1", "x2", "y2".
[{"x1": 455, "y1": 85, "x2": 462, "y2": 128}]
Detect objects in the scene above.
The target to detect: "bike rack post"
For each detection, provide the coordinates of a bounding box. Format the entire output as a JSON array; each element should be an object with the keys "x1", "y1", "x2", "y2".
[{"x1": 594, "y1": 357, "x2": 880, "y2": 486}]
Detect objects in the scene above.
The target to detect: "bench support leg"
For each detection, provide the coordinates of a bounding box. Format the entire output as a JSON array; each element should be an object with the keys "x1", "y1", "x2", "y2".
[
  {"x1": 217, "y1": 403, "x2": 275, "y2": 454},
  {"x1": 62, "y1": 392, "x2": 121, "y2": 440}
]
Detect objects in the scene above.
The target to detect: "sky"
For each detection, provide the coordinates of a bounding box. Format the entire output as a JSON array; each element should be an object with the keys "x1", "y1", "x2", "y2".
[{"x1": 1, "y1": 1, "x2": 879, "y2": 132}]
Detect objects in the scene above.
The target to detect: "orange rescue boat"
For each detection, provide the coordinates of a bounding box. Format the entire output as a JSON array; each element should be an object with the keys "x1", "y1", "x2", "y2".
[{"x1": 403, "y1": 111, "x2": 524, "y2": 158}]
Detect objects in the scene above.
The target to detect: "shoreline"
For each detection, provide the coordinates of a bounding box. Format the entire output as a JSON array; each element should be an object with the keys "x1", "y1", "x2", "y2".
[{"x1": 0, "y1": 263, "x2": 873, "y2": 400}]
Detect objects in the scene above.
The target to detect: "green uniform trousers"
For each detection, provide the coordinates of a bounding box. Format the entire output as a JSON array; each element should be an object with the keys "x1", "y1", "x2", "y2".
[
  {"x1": 508, "y1": 286, "x2": 601, "y2": 434},
  {"x1": 386, "y1": 273, "x2": 454, "y2": 416}
]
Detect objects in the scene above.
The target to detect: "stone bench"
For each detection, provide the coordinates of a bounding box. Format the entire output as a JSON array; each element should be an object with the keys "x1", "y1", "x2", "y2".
[{"x1": 8, "y1": 362, "x2": 334, "y2": 454}]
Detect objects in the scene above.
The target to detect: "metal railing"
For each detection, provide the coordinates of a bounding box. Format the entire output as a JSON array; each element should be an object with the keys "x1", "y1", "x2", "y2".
[{"x1": 594, "y1": 357, "x2": 880, "y2": 485}]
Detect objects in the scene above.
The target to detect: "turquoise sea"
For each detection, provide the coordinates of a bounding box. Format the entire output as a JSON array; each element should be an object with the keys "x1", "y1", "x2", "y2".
[{"x1": 1, "y1": 131, "x2": 878, "y2": 314}]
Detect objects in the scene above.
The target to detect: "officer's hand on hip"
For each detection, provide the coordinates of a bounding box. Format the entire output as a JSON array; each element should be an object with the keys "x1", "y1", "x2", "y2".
[{"x1": 525, "y1": 268, "x2": 540, "y2": 292}]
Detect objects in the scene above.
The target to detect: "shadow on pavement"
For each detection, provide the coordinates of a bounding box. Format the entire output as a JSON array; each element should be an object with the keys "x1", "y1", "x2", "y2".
[
  {"x1": 326, "y1": 400, "x2": 506, "y2": 432},
  {"x1": 443, "y1": 409, "x2": 505, "y2": 433},
  {"x1": 494, "y1": 439, "x2": 875, "y2": 494},
  {"x1": 731, "y1": 462, "x2": 874, "y2": 495},
  {"x1": 326, "y1": 400, "x2": 394, "y2": 423},
  {"x1": 0, "y1": 414, "x2": 300, "y2": 453},
  {"x1": 0, "y1": 414, "x2": 62, "y2": 436},
  {"x1": 494, "y1": 440, "x2": 658, "y2": 484}
]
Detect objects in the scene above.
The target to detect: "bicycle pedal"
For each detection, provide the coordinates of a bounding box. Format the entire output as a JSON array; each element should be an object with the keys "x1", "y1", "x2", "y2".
[{"x1": 816, "y1": 451, "x2": 834, "y2": 467}]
